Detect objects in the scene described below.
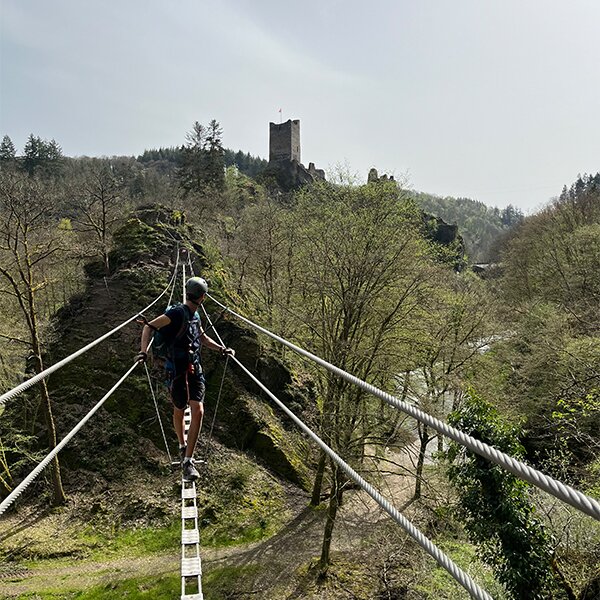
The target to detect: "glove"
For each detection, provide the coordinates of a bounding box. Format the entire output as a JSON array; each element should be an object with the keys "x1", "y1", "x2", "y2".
[{"x1": 135, "y1": 351, "x2": 148, "y2": 363}]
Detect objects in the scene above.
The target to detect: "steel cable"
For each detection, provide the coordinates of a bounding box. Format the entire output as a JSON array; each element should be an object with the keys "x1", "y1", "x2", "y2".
[
  {"x1": 166, "y1": 243, "x2": 180, "y2": 308},
  {"x1": 0, "y1": 247, "x2": 181, "y2": 512},
  {"x1": 144, "y1": 362, "x2": 173, "y2": 464},
  {"x1": 231, "y1": 355, "x2": 493, "y2": 600},
  {"x1": 199, "y1": 304, "x2": 229, "y2": 463},
  {"x1": 207, "y1": 294, "x2": 600, "y2": 522},
  {"x1": 0, "y1": 361, "x2": 140, "y2": 516}
]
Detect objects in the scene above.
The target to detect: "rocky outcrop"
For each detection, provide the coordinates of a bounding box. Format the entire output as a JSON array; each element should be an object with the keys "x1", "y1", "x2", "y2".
[
  {"x1": 42, "y1": 204, "x2": 313, "y2": 490},
  {"x1": 367, "y1": 169, "x2": 466, "y2": 270},
  {"x1": 421, "y1": 211, "x2": 466, "y2": 271},
  {"x1": 260, "y1": 158, "x2": 325, "y2": 192},
  {"x1": 367, "y1": 168, "x2": 395, "y2": 183}
]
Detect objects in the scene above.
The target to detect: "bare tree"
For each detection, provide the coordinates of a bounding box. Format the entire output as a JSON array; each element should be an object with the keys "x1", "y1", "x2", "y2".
[
  {"x1": 68, "y1": 159, "x2": 128, "y2": 275},
  {"x1": 0, "y1": 168, "x2": 70, "y2": 506}
]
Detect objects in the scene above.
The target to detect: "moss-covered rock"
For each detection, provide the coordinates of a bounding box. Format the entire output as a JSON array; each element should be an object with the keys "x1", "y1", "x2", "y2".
[
  {"x1": 221, "y1": 392, "x2": 311, "y2": 489},
  {"x1": 28, "y1": 203, "x2": 313, "y2": 494}
]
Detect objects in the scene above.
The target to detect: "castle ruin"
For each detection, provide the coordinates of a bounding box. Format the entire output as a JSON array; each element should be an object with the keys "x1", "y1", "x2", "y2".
[
  {"x1": 266, "y1": 118, "x2": 325, "y2": 190},
  {"x1": 270, "y1": 119, "x2": 301, "y2": 163}
]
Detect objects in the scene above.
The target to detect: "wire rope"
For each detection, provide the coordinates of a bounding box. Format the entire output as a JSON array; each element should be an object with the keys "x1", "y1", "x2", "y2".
[
  {"x1": 199, "y1": 304, "x2": 229, "y2": 463},
  {"x1": 166, "y1": 243, "x2": 180, "y2": 308},
  {"x1": 186, "y1": 253, "x2": 194, "y2": 278},
  {"x1": 0, "y1": 361, "x2": 140, "y2": 516},
  {"x1": 230, "y1": 355, "x2": 493, "y2": 600},
  {"x1": 0, "y1": 250, "x2": 182, "y2": 407},
  {"x1": 1, "y1": 247, "x2": 181, "y2": 512},
  {"x1": 207, "y1": 294, "x2": 600, "y2": 522},
  {"x1": 144, "y1": 362, "x2": 173, "y2": 464}
]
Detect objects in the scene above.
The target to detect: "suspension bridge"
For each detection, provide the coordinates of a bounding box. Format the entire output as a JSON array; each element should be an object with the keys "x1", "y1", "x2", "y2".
[{"x1": 1, "y1": 246, "x2": 599, "y2": 600}]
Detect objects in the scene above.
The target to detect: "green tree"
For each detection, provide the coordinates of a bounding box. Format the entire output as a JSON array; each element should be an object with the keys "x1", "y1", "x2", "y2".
[
  {"x1": 497, "y1": 174, "x2": 600, "y2": 478},
  {"x1": 446, "y1": 390, "x2": 569, "y2": 600},
  {"x1": 0, "y1": 135, "x2": 16, "y2": 162},
  {"x1": 229, "y1": 194, "x2": 292, "y2": 327},
  {"x1": 288, "y1": 179, "x2": 432, "y2": 572},
  {"x1": 204, "y1": 119, "x2": 225, "y2": 191},
  {"x1": 415, "y1": 192, "x2": 522, "y2": 262},
  {"x1": 224, "y1": 148, "x2": 267, "y2": 178},
  {"x1": 502, "y1": 173, "x2": 600, "y2": 320},
  {"x1": 178, "y1": 120, "x2": 225, "y2": 195},
  {"x1": 407, "y1": 273, "x2": 497, "y2": 499},
  {"x1": 21, "y1": 134, "x2": 63, "y2": 178}
]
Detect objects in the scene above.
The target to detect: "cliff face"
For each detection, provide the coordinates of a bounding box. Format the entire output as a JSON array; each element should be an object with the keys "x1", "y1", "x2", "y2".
[{"x1": 39, "y1": 205, "x2": 313, "y2": 493}]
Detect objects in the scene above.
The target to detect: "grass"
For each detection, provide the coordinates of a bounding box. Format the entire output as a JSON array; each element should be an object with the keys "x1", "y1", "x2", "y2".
[
  {"x1": 2, "y1": 450, "x2": 292, "y2": 600},
  {"x1": 17, "y1": 519, "x2": 180, "y2": 570},
  {"x1": 196, "y1": 455, "x2": 290, "y2": 549},
  {"x1": 13, "y1": 565, "x2": 264, "y2": 600},
  {"x1": 15, "y1": 574, "x2": 180, "y2": 599},
  {"x1": 203, "y1": 564, "x2": 263, "y2": 599},
  {"x1": 86, "y1": 520, "x2": 181, "y2": 558},
  {"x1": 416, "y1": 538, "x2": 508, "y2": 600},
  {"x1": 16, "y1": 472, "x2": 285, "y2": 565}
]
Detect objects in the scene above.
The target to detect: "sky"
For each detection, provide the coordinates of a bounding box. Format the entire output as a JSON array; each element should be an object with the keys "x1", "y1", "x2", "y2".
[{"x1": 1, "y1": 0, "x2": 599, "y2": 213}]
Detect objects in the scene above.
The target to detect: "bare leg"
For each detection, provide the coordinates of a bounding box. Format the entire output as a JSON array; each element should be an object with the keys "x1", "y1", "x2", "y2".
[
  {"x1": 173, "y1": 406, "x2": 185, "y2": 447},
  {"x1": 185, "y1": 400, "x2": 204, "y2": 458}
]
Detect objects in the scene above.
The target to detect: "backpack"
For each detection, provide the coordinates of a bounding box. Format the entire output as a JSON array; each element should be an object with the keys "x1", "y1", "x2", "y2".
[{"x1": 152, "y1": 303, "x2": 196, "y2": 363}]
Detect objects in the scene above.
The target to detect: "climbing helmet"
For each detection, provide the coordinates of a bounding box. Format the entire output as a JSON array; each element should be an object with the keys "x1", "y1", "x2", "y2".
[{"x1": 185, "y1": 276, "x2": 208, "y2": 301}]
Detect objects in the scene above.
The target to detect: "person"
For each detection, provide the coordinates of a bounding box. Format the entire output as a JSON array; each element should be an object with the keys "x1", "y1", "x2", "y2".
[{"x1": 136, "y1": 277, "x2": 234, "y2": 481}]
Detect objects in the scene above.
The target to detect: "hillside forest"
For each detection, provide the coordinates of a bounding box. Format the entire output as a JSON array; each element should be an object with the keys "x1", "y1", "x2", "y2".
[{"x1": 0, "y1": 124, "x2": 599, "y2": 600}]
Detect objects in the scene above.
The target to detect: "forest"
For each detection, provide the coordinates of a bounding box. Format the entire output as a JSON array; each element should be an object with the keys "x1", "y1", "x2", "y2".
[{"x1": 0, "y1": 123, "x2": 598, "y2": 600}]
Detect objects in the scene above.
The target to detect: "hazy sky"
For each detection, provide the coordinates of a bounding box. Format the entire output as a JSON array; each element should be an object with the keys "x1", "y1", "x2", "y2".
[{"x1": 1, "y1": 0, "x2": 599, "y2": 212}]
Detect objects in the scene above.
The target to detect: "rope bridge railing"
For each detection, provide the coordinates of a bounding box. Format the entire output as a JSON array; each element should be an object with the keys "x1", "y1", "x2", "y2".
[
  {"x1": 230, "y1": 354, "x2": 494, "y2": 600},
  {"x1": 0, "y1": 360, "x2": 141, "y2": 516},
  {"x1": 207, "y1": 293, "x2": 600, "y2": 523}
]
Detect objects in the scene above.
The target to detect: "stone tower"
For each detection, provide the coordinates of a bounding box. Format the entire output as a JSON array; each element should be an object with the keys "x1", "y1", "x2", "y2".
[{"x1": 269, "y1": 119, "x2": 301, "y2": 163}]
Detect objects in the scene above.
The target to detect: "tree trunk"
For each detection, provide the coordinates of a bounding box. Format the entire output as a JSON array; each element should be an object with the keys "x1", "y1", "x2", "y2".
[
  {"x1": 103, "y1": 249, "x2": 110, "y2": 276},
  {"x1": 310, "y1": 450, "x2": 327, "y2": 506},
  {"x1": 319, "y1": 464, "x2": 344, "y2": 574},
  {"x1": 31, "y1": 318, "x2": 66, "y2": 506},
  {"x1": 414, "y1": 423, "x2": 429, "y2": 500},
  {"x1": 551, "y1": 558, "x2": 577, "y2": 600},
  {"x1": 38, "y1": 376, "x2": 66, "y2": 506},
  {"x1": 312, "y1": 385, "x2": 337, "y2": 506}
]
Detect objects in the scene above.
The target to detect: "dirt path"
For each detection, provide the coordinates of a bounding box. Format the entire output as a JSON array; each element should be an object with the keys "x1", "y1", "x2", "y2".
[{"x1": 0, "y1": 445, "x2": 426, "y2": 598}]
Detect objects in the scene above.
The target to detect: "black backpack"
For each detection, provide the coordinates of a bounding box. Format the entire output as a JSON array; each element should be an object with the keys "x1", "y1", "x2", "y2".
[{"x1": 152, "y1": 304, "x2": 196, "y2": 363}]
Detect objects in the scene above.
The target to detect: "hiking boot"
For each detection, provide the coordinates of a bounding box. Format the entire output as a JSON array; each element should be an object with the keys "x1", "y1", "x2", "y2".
[{"x1": 182, "y1": 458, "x2": 199, "y2": 482}]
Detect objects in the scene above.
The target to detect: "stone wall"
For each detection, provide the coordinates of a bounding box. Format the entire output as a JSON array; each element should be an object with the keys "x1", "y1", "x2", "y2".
[{"x1": 269, "y1": 119, "x2": 301, "y2": 163}]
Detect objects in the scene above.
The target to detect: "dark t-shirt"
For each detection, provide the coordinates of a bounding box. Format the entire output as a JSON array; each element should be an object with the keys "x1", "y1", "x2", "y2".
[{"x1": 161, "y1": 304, "x2": 202, "y2": 362}]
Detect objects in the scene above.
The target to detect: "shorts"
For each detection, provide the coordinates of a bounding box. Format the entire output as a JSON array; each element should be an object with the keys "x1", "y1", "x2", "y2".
[{"x1": 165, "y1": 361, "x2": 205, "y2": 410}]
